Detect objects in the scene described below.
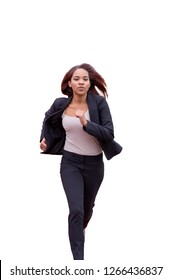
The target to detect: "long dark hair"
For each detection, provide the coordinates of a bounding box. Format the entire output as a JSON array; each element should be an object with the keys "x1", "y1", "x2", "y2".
[{"x1": 61, "y1": 63, "x2": 108, "y2": 97}]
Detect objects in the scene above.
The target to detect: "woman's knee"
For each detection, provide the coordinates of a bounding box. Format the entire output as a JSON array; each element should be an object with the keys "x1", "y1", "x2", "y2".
[{"x1": 69, "y1": 208, "x2": 84, "y2": 222}]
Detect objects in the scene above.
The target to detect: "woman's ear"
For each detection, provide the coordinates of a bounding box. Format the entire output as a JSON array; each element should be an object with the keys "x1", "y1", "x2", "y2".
[{"x1": 68, "y1": 81, "x2": 71, "y2": 88}]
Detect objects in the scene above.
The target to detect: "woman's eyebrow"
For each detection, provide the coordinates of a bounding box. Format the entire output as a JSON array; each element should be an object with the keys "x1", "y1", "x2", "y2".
[{"x1": 73, "y1": 75, "x2": 89, "y2": 78}]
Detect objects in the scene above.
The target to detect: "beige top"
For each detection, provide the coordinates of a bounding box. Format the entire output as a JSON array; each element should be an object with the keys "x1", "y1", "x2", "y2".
[{"x1": 62, "y1": 110, "x2": 102, "y2": 155}]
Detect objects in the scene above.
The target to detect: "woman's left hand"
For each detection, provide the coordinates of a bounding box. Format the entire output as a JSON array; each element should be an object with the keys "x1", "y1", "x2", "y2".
[{"x1": 75, "y1": 109, "x2": 87, "y2": 127}]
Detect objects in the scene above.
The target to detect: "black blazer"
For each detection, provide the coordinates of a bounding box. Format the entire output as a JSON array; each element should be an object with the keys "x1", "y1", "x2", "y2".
[{"x1": 40, "y1": 93, "x2": 122, "y2": 160}]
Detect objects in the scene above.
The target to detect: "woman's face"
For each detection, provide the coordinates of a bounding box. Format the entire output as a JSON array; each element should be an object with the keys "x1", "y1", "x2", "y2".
[{"x1": 68, "y1": 68, "x2": 91, "y2": 96}]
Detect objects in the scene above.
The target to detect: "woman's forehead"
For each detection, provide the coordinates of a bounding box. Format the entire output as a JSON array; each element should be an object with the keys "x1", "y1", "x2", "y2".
[{"x1": 72, "y1": 68, "x2": 89, "y2": 77}]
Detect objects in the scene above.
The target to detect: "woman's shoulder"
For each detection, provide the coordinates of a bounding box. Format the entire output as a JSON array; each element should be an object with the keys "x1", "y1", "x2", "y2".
[
  {"x1": 88, "y1": 93, "x2": 108, "y2": 107},
  {"x1": 52, "y1": 96, "x2": 71, "y2": 107},
  {"x1": 88, "y1": 92, "x2": 105, "y2": 102},
  {"x1": 53, "y1": 96, "x2": 69, "y2": 104}
]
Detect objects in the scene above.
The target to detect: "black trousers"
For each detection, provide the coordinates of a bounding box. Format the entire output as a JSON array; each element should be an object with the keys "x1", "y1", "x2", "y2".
[{"x1": 60, "y1": 150, "x2": 104, "y2": 260}]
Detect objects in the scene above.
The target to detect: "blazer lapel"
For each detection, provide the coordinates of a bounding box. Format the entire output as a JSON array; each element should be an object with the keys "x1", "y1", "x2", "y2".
[{"x1": 87, "y1": 93, "x2": 100, "y2": 124}]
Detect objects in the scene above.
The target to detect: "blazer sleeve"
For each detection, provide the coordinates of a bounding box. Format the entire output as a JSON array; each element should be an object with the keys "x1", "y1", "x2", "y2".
[
  {"x1": 83, "y1": 98, "x2": 114, "y2": 141},
  {"x1": 40, "y1": 98, "x2": 64, "y2": 141}
]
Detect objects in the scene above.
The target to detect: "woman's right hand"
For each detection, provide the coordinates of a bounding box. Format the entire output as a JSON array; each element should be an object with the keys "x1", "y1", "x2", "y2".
[{"x1": 40, "y1": 137, "x2": 47, "y2": 152}]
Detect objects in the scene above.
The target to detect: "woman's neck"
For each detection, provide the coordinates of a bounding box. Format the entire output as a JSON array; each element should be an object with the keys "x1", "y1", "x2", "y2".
[{"x1": 72, "y1": 94, "x2": 87, "y2": 104}]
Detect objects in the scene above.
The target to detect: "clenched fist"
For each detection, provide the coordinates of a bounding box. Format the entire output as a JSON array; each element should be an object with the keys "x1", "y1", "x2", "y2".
[
  {"x1": 75, "y1": 109, "x2": 87, "y2": 127},
  {"x1": 40, "y1": 137, "x2": 47, "y2": 152}
]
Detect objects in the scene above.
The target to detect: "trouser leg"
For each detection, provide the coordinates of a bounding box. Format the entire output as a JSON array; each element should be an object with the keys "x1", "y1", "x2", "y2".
[
  {"x1": 60, "y1": 159, "x2": 85, "y2": 260},
  {"x1": 83, "y1": 157, "x2": 104, "y2": 228}
]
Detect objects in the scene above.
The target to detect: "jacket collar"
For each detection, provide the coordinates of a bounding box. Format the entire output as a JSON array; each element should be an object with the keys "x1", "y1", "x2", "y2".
[{"x1": 50, "y1": 93, "x2": 99, "y2": 123}]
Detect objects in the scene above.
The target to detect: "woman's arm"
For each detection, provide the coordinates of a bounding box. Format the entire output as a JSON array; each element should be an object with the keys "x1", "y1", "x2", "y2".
[{"x1": 83, "y1": 98, "x2": 114, "y2": 142}]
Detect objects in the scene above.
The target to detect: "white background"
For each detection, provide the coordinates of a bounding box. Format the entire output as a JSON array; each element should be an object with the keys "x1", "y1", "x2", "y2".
[{"x1": 0, "y1": 0, "x2": 171, "y2": 279}]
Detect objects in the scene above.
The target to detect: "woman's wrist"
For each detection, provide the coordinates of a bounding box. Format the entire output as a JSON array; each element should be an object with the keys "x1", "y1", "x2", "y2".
[{"x1": 82, "y1": 120, "x2": 88, "y2": 127}]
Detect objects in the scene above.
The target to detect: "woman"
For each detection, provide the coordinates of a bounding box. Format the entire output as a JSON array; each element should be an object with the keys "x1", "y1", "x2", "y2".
[{"x1": 40, "y1": 63, "x2": 122, "y2": 260}]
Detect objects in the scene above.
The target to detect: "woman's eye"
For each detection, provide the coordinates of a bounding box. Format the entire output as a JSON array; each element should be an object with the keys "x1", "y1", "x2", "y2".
[{"x1": 73, "y1": 78, "x2": 89, "y2": 82}]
